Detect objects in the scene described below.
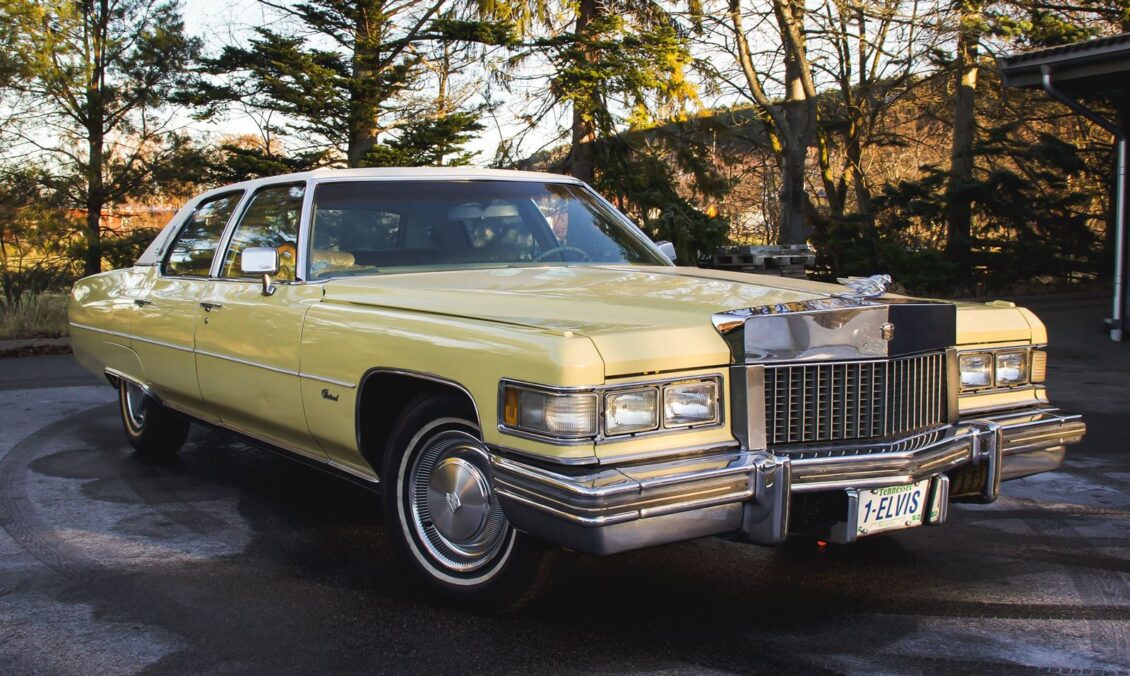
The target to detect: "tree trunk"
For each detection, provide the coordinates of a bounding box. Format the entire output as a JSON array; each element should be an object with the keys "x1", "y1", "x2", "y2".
[
  {"x1": 434, "y1": 44, "x2": 450, "y2": 166},
  {"x1": 846, "y1": 127, "x2": 872, "y2": 217},
  {"x1": 347, "y1": 1, "x2": 382, "y2": 167},
  {"x1": 946, "y1": 0, "x2": 981, "y2": 267},
  {"x1": 777, "y1": 0, "x2": 814, "y2": 244},
  {"x1": 779, "y1": 145, "x2": 809, "y2": 244},
  {"x1": 729, "y1": 0, "x2": 817, "y2": 244},
  {"x1": 569, "y1": 0, "x2": 599, "y2": 184},
  {"x1": 85, "y1": 132, "x2": 104, "y2": 276},
  {"x1": 83, "y1": 0, "x2": 106, "y2": 277},
  {"x1": 816, "y1": 129, "x2": 844, "y2": 217}
]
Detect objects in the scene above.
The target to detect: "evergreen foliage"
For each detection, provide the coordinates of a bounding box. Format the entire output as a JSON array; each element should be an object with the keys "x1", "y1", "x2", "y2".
[
  {"x1": 191, "y1": 0, "x2": 499, "y2": 173},
  {"x1": 1, "y1": 0, "x2": 201, "y2": 275}
]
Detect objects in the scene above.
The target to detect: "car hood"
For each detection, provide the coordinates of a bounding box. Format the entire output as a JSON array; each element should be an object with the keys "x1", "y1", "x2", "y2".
[
  {"x1": 319, "y1": 266, "x2": 1037, "y2": 375},
  {"x1": 320, "y1": 266, "x2": 834, "y2": 374}
]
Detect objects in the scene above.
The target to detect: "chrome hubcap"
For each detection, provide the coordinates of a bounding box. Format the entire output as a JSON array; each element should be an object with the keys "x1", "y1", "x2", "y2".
[
  {"x1": 124, "y1": 382, "x2": 148, "y2": 429},
  {"x1": 408, "y1": 430, "x2": 509, "y2": 573}
]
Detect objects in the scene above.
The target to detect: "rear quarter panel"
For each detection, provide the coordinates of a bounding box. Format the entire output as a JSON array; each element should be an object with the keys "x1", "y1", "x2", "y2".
[{"x1": 69, "y1": 268, "x2": 148, "y2": 382}]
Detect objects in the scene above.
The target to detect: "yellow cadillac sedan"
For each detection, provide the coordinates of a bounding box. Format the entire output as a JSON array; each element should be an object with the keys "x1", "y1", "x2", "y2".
[{"x1": 68, "y1": 168, "x2": 1086, "y2": 610}]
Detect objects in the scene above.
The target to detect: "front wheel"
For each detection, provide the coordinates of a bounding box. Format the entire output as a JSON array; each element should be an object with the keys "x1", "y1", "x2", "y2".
[
  {"x1": 118, "y1": 379, "x2": 190, "y2": 458},
  {"x1": 382, "y1": 395, "x2": 560, "y2": 612}
]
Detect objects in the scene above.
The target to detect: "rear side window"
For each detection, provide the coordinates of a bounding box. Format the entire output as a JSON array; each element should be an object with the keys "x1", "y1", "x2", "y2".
[
  {"x1": 220, "y1": 183, "x2": 305, "y2": 281},
  {"x1": 163, "y1": 192, "x2": 243, "y2": 277}
]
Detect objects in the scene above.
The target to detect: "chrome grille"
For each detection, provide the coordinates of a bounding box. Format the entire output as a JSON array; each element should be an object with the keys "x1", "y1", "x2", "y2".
[{"x1": 763, "y1": 352, "x2": 947, "y2": 446}]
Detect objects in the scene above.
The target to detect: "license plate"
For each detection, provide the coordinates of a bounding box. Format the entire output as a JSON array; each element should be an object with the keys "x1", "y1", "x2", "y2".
[{"x1": 856, "y1": 479, "x2": 931, "y2": 537}]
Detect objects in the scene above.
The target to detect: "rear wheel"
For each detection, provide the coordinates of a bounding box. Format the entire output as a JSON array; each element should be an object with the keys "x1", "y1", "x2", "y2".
[
  {"x1": 382, "y1": 394, "x2": 560, "y2": 612},
  {"x1": 118, "y1": 379, "x2": 190, "y2": 458}
]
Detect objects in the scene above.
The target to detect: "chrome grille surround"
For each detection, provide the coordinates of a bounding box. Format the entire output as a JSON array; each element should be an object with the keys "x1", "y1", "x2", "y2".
[{"x1": 762, "y1": 352, "x2": 948, "y2": 448}]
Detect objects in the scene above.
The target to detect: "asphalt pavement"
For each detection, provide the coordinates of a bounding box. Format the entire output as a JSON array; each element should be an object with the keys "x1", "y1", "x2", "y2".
[{"x1": 0, "y1": 297, "x2": 1127, "y2": 674}]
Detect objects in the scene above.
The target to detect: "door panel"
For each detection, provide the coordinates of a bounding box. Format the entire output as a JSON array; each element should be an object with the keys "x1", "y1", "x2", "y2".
[
  {"x1": 194, "y1": 282, "x2": 324, "y2": 456},
  {"x1": 132, "y1": 271, "x2": 216, "y2": 421},
  {"x1": 193, "y1": 182, "x2": 323, "y2": 458},
  {"x1": 131, "y1": 189, "x2": 245, "y2": 421}
]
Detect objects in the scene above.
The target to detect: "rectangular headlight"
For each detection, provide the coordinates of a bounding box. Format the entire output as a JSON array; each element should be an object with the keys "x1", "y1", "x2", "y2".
[
  {"x1": 604, "y1": 388, "x2": 659, "y2": 435},
  {"x1": 502, "y1": 386, "x2": 597, "y2": 438},
  {"x1": 995, "y1": 350, "x2": 1028, "y2": 386},
  {"x1": 663, "y1": 380, "x2": 719, "y2": 428},
  {"x1": 959, "y1": 353, "x2": 993, "y2": 390}
]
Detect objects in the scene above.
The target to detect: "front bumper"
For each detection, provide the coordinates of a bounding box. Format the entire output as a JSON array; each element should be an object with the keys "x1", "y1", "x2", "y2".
[{"x1": 490, "y1": 406, "x2": 1085, "y2": 555}]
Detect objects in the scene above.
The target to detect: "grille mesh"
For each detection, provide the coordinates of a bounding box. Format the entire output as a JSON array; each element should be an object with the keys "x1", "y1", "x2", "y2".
[{"x1": 763, "y1": 352, "x2": 947, "y2": 446}]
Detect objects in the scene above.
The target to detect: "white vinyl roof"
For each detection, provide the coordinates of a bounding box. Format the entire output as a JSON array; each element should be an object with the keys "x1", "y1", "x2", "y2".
[{"x1": 135, "y1": 167, "x2": 584, "y2": 267}]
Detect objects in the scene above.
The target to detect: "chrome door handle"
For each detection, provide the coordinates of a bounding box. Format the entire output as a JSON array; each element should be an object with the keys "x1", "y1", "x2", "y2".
[{"x1": 200, "y1": 301, "x2": 223, "y2": 312}]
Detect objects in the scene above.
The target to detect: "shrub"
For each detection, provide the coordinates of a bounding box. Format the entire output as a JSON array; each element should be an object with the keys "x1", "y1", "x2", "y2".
[{"x1": 0, "y1": 293, "x2": 69, "y2": 340}]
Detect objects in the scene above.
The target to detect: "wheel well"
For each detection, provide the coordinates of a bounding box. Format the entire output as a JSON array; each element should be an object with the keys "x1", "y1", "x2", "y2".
[{"x1": 356, "y1": 371, "x2": 479, "y2": 478}]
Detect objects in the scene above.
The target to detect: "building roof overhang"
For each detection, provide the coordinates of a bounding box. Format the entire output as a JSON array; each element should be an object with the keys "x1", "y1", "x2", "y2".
[{"x1": 998, "y1": 33, "x2": 1130, "y2": 98}]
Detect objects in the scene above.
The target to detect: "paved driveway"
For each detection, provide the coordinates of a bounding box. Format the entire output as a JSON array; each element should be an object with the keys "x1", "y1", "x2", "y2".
[{"x1": 1, "y1": 297, "x2": 1127, "y2": 674}]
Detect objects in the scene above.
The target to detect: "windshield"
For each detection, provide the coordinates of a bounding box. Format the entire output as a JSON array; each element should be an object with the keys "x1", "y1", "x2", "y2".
[{"x1": 306, "y1": 180, "x2": 668, "y2": 279}]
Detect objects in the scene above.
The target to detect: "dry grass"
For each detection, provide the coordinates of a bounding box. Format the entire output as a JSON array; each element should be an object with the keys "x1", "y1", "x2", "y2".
[{"x1": 0, "y1": 293, "x2": 69, "y2": 340}]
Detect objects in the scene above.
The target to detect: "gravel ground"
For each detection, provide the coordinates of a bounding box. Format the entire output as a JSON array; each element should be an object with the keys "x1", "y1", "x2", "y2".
[{"x1": 0, "y1": 297, "x2": 1127, "y2": 675}]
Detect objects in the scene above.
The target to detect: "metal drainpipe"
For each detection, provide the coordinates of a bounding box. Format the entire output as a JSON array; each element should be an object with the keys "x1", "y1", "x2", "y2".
[{"x1": 1041, "y1": 65, "x2": 1126, "y2": 341}]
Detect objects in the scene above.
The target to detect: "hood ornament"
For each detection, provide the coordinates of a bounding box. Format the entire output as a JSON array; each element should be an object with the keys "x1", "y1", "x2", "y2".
[{"x1": 834, "y1": 274, "x2": 892, "y2": 300}]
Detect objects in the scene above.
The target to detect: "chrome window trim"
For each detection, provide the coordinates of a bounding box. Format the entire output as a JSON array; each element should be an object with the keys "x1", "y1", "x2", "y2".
[
  {"x1": 297, "y1": 176, "x2": 315, "y2": 283},
  {"x1": 309, "y1": 174, "x2": 584, "y2": 187},
  {"x1": 577, "y1": 184, "x2": 673, "y2": 266},
  {"x1": 137, "y1": 202, "x2": 195, "y2": 266},
  {"x1": 497, "y1": 374, "x2": 726, "y2": 445},
  {"x1": 212, "y1": 181, "x2": 309, "y2": 282},
  {"x1": 160, "y1": 189, "x2": 248, "y2": 280},
  {"x1": 300, "y1": 177, "x2": 671, "y2": 283}
]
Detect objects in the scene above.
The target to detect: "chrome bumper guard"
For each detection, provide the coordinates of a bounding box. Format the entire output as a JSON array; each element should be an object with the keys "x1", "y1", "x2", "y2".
[{"x1": 490, "y1": 406, "x2": 1085, "y2": 555}]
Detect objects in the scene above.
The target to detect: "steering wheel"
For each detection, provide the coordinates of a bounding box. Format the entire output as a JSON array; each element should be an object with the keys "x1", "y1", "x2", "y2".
[{"x1": 534, "y1": 246, "x2": 591, "y2": 262}]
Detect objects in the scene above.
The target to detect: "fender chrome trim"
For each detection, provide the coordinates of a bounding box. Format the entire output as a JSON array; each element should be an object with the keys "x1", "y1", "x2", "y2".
[{"x1": 104, "y1": 368, "x2": 163, "y2": 405}]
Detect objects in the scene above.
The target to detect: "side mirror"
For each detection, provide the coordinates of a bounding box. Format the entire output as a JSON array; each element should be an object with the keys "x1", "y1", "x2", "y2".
[
  {"x1": 656, "y1": 241, "x2": 677, "y2": 264},
  {"x1": 241, "y1": 247, "x2": 280, "y2": 296}
]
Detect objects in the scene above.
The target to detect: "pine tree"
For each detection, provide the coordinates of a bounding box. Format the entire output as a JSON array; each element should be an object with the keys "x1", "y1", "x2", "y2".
[
  {"x1": 2, "y1": 0, "x2": 201, "y2": 275},
  {"x1": 194, "y1": 0, "x2": 498, "y2": 171}
]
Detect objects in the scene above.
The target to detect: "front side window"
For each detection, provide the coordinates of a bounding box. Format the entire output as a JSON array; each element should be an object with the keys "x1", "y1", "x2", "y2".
[
  {"x1": 220, "y1": 183, "x2": 305, "y2": 281},
  {"x1": 306, "y1": 180, "x2": 667, "y2": 279},
  {"x1": 163, "y1": 192, "x2": 243, "y2": 277}
]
